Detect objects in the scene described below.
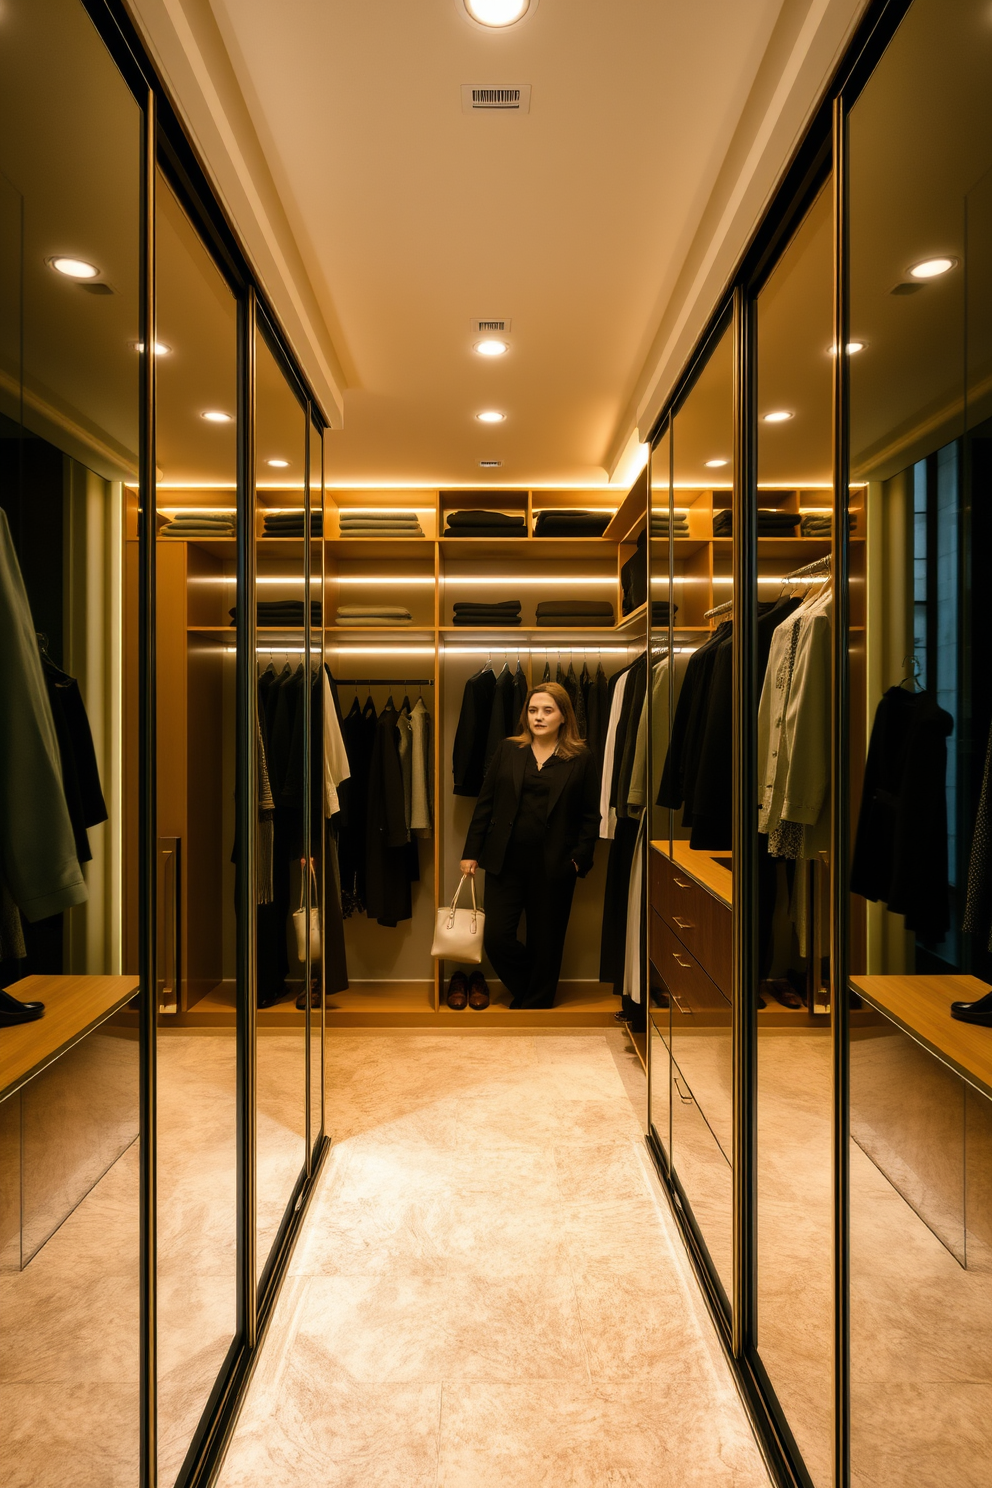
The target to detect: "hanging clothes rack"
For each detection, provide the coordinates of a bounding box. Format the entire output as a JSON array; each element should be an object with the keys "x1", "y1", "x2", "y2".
[{"x1": 332, "y1": 677, "x2": 434, "y2": 686}]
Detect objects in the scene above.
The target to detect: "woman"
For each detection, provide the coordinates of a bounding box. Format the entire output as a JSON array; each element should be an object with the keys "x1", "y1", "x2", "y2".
[{"x1": 460, "y1": 683, "x2": 601, "y2": 1009}]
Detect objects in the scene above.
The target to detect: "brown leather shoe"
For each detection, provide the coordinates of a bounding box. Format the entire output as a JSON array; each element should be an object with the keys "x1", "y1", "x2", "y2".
[
  {"x1": 446, "y1": 971, "x2": 468, "y2": 1010},
  {"x1": 468, "y1": 971, "x2": 490, "y2": 1011}
]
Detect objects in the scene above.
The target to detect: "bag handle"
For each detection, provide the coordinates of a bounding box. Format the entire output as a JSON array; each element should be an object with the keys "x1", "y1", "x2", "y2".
[
  {"x1": 446, "y1": 872, "x2": 478, "y2": 931},
  {"x1": 297, "y1": 856, "x2": 319, "y2": 913}
]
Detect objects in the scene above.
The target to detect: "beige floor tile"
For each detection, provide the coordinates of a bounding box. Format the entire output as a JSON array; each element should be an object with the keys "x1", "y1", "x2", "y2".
[
  {"x1": 441, "y1": 1270, "x2": 590, "y2": 1382},
  {"x1": 552, "y1": 1138, "x2": 654, "y2": 1204},
  {"x1": 437, "y1": 1381, "x2": 767, "y2": 1488},
  {"x1": 0, "y1": 1381, "x2": 139, "y2": 1488}
]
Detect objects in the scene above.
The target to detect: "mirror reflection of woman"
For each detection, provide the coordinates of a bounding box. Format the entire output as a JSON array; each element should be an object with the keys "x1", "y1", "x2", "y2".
[{"x1": 460, "y1": 684, "x2": 600, "y2": 1009}]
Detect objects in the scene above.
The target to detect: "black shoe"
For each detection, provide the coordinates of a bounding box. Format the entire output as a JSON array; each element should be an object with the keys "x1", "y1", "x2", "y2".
[
  {"x1": 951, "y1": 1002, "x2": 992, "y2": 1026},
  {"x1": 468, "y1": 971, "x2": 490, "y2": 1011},
  {"x1": 951, "y1": 988, "x2": 992, "y2": 1016},
  {"x1": 0, "y1": 988, "x2": 45, "y2": 1025},
  {"x1": 258, "y1": 984, "x2": 289, "y2": 1009},
  {"x1": 446, "y1": 971, "x2": 468, "y2": 1011}
]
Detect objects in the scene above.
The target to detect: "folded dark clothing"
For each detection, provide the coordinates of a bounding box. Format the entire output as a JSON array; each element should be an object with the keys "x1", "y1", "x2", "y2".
[
  {"x1": 452, "y1": 609, "x2": 524, "y2": 620},
  {"x1": 651, "y1": 601, "x2": 679, "y2": 622},
  {"x1": 453, "y1": 600, "x2": 521, "y2": 613},
  {"x1": 535, "y1": 600, "x2": 614, "y2": 617},
  {"x1": 444, "y1": 527, "x2": 525, "y2": 538},
  {"x1": 534, "y1": 614, "x2": 614, "y2": 627},
  {"x1": 264, "y1": 514, "x2": 323, "y2": 531},
  {"x1": 444, "y1": 510, "x2": 526, "y2": 528},
  {"x1": 452, "y1": 615, "x2": 522, "y2": 626},
  {"x1": 534, "y1": 510, "x2": 611, "y2": 536}
]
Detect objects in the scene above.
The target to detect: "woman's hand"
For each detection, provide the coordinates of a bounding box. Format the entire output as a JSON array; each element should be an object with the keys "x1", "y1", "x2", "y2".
[{"x1": 460, "y1": 859, "x2": 478, "y2": 876}]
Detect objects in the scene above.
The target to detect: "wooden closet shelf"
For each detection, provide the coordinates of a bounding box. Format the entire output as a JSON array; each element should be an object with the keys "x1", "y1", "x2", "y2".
[
  {"x1": 616, "y1": 603, "x2": 648, "y2": 631},
  {"x1": 0, "y1": 974, "x2": 139, "y2": 1103},
  {"x1": 849, "y1": 974, "x2": 992, "y2": 1099},
  {"x1": 650, "y1": 839, "x2": 733, "y2": 907}
]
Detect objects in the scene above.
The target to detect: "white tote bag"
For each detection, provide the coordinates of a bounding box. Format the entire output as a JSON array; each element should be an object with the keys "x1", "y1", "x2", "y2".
[
  {"x1": 292, "y1": 858, "x2": 321, "y2": 963},
  {"x1": 431, "y1": 873, "x2": 485, "y2": 963}
]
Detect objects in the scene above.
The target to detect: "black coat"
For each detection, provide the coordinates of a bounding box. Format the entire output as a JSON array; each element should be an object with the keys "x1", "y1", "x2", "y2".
[
  {"x1": 365, "y1": 703, "x2": 414, "y2": 925},
  {"x1": 452, "y1": 665, "x2": 498, "y2": 796},
  {"x1": 851, "y1": 687, "x2": 953, "y2": 942},
  {"x1": 463, "y1": 738, "x2": 601, "y2": 878}
]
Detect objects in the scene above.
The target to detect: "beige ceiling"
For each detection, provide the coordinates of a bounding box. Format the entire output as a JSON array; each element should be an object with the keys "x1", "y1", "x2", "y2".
[{"x1": 202, "y1": 0, "x2": 787, "y2": 488}]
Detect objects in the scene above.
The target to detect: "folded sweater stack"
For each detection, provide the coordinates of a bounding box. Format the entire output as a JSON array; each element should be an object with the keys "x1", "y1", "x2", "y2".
[
  {"x1": 263, "y1": 510, "x2": 323, "y2": 537},
  {"x1": 452, "y1": 600, "x2": 521, "y2": 627},
  {"x1": 230, "y1": 601, "x2": 322, "y2": 627},
  {"x1": 713, "y1": 509, "x2": 800, "y2": 537},
  {"x1": 533, "y1": 508, "x2": 611, "y2": 538},
  {"x1": 649, "y1": 512, "x2": 689, "y2": 537},
  {"x1": 651, "y1": 600, "x2": 679, "y2": 624},
  {"x1": 444, "y1": 510, "x2": 526, "y2": 538},
  {"x1": 338, "y1": 509, "x2": 424, "y2": 537},
  {"x1": 800, "y1": 512, "x2": 855, "y2": 536},
  {"x1": 535, "y1": 599, "x2": 615, "y2": 628},
  {"x1": 335, "y1": 605, "x2": 412, "y2": 627},
  {"x1": 160, "y1": 512, "x2": 235, "y2": 537}
]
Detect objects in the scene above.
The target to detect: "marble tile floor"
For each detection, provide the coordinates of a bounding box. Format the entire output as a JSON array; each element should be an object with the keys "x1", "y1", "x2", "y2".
[{"x1": 216, "y1": 1031, "x2": 770, "y2": 1488}]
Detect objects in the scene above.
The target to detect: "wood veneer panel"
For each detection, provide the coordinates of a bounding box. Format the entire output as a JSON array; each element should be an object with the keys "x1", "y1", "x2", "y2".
[
  {"x1": 0, "y1": 975, "x2": 139, "y2": 1101},
  {"x1": 850, "y1": 974, "x2": 992, "y2": 1099},
  {"x1": 651, "y1": 912, "x2": 731, "y2": 1014}
]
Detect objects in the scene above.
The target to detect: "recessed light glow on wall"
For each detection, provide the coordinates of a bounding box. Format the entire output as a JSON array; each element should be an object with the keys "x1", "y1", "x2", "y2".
[
  {"x1": 48, "y1": 256, "x2": 99, "y2": 279},
  {"x1": 476, "y1": 410, "x2": 506, "y2": 423},
  {"x1": 267, "y1": 459, "x2": 290, "y2": 468},
  {"x1": 705, "y1": 459, "x2": 729, "y2": 468},
  {"x1": 133, "y1": 341, "x2": 171, "y2": 355},
  {"x1": 828, "y1": 341, "x2": 866, "y2": 355},
  {"x1": 474, "y1": 339, "x2": 509, "y2": 357},
  {"x1": 762, "y1": 410, "x2": 794, "y2": 423},
  {"x1": 201, "y1": 410, "x2": 233, "y2": 423},
  {"x1": 909, "y1": 256, "x2": 956, "y2": 279},
  {"x1": 464, "y1": 0, "x2": 530, "y2": 26}
]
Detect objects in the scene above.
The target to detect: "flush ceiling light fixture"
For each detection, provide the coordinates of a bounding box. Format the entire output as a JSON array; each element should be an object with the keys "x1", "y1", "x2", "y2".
[
  {"x1": 201, "y1": 410, "x2": 233, "y2": 423},
  {"x1": 909, "y1": 256, "x2": 957, "y2": 279},
  {"x1": 48, "y1": 255, "x2": 99, "y2": 279},
  {"x1": 267, "y1": 458, "x2": 290, "y2": 468},
  {"x1": 762, "y1": 410, "x2": 794, "y2": 423},
  {"x1": 705, "y1": 458, "x2": 729, "y2": 468},
  {"x1": 475, "y1": 339, "x2": 509, "y2": 357},
  {"x1": 463, "y1": 0, "x2": 532, "y2": 27},
  {"x1": 476, "y1": 410, "x2": 506, "y2": 423}
]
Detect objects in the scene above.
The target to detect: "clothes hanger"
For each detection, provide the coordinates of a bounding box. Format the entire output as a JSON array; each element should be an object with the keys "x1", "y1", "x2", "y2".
[{"x1": 900, "y1": 654, "x2": 922, "y2": 691}]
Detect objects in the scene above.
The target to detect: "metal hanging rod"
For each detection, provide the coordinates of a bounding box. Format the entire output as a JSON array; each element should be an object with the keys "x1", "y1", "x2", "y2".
[
  {"x1": 332, "y1": 677, "x2": 434, "y2": 686},
  {"x1": 784, "y1": 553, "x2": 832, "y2": 581}
]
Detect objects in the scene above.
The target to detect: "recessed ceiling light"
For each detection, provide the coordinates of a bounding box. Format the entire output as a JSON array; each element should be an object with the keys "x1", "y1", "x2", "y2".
[
  {"x1": 762, "y1": 410, "x2": 794, "y2": 423},
  {"x1": 705, "y1": 459, "x2": 729, "y2": 468},
  {"x1": 828, "y1": 341, "x2": 866, "y2": 355},
  {"x1": 133, "y1": 341, "x2": 171, "y2": 355},
  {"x1": 475, "y1": 339, "x2": 509, "y2": 357},
  {"x1": 202, "y1": 410, "x2": 233, "y2": 423},
  {"x1": 909, "y1": 256, "x2": 957, "y2": 279},
  {"x1": 48, "y1": 255, "x2": 99, "y2": 279},
  {"x1": 267, "y1": 459, "x2": 290, "y2": 468},
  {"x1": 463, "y1": 0, "x2": 531, "y2": 27},
  {"x1": 476, "y1": 410, "x2": 506, "y2": 423}
]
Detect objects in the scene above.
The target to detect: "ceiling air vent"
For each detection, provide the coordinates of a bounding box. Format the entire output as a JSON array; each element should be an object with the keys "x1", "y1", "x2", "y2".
[
  {"x1": 479, "y1": 460, "x2": 503, "y2": 468},
  {"x1": 472, "y1": 317, "x2": 511, "y2": 334},
  {"x1": 461, "y1": 85, "x2": 531, "y2": 113}
]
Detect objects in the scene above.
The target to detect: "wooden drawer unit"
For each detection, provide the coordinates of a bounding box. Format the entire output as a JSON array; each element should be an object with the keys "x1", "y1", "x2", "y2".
[
  {"x1": 650, "y1": 911, "x2": 731, "y2": 1017},
  {"x1": 650, "y1": 850, "x2": 732, "y2": 995}
]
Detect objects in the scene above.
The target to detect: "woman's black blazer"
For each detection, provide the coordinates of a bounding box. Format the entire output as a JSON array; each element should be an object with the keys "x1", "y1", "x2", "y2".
[{"x1": 462, "y1": 739, "x2": 601, "y2": 878}]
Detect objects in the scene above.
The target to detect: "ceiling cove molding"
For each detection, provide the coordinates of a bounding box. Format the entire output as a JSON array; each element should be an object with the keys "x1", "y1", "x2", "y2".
[
  {"x1": 124, "y1": 0, "x2": 346, "y2": 426},
  {"x1": 606, "y1": 0, "x2": 869, "y2": 475}
]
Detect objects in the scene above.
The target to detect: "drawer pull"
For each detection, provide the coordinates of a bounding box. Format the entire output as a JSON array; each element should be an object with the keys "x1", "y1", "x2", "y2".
[
  {"x1": 672, "y1": 916, "x2": 694, "y2": 930},
  {"x1": 672, "y1": 953, "x2": 693, "y2": 969},
  {"x1": 672, "y1": 877, "x2": 692, "y2": 889},
  {"x1": 674, "y1": 1072, "x2": 694, "y2": 1102},
  {"x1": 671, "y1": 993, "x2": 692, "y2": 1015}
]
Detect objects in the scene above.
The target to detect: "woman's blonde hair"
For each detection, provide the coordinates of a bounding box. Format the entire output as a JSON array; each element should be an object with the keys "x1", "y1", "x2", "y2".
[{"x1": 508, "y1": 682, "x2": 587, "y2": 759}]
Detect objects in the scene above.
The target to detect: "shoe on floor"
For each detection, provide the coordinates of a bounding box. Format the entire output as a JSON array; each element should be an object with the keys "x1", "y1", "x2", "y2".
[
  {"x1": 468, "y1": 971, "x2": 490, "y2": 1011},
  {"x1": 446, "y1": 970, "x2": 468, "y2": 1011},
  {"x1": 951, "y1": 987, "x2": 992, "y2": 1015},
  {"x1": 258, "y1": 984, "x2": 289, "y2": 1009},
  {"x1": 0, "y1": 988, "x2": 45, "y2": 1025},
  {"x1": 951, "y1": 1002, "x2": 992, "y2": 1026}
]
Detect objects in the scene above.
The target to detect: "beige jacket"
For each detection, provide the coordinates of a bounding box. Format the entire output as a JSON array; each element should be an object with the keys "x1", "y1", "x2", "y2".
[
  {"x1": 757, "y1": 587, "x2": 832, "y2": 858},
  {"x1": 627, "y1": 650, "x2": 691, "y2": 811}
]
